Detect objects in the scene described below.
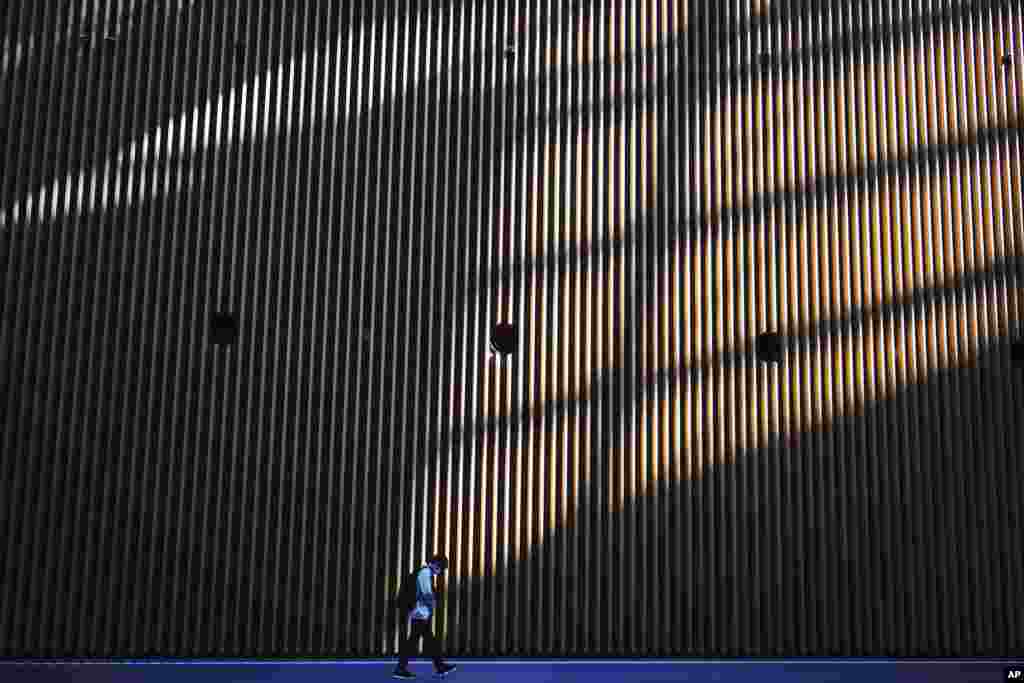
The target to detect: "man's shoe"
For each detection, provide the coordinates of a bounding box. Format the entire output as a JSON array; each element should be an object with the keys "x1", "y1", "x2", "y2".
[
  {"x1": 435, "y1": 663, "x2": 457, "y2": 677},
  {"x1": 392, "y1": 669, "x2": 416, "y2": 680}
]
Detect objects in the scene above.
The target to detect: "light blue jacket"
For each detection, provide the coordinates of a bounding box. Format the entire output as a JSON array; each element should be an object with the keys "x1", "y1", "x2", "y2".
[{"x1": 409, "y1": 566, "x2": 435, "y2": 621}]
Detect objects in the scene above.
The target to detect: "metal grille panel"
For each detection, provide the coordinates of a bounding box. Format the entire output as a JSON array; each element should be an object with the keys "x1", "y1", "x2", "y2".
[{"x1": 2, "y1": 0, "x2": 1023, "y2": 657}]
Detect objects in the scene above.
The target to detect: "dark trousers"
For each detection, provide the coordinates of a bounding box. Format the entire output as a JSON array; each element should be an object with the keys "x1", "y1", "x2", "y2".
[{"x1": 398, "y1": 618, "x2": 445, "y2": 670}]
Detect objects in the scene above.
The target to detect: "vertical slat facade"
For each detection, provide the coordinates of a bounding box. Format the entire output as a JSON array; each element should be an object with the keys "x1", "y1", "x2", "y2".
[{"x1": 1, "y1": 0, "x2": 1022, "y2": 658}]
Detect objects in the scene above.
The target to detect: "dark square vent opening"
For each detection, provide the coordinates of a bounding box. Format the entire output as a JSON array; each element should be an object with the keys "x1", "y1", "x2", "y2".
[
  {"x1": 211, "y1": 312, "x2": 239, "y2": 346},
  {"x1": 1010, "y1": 338, "x2": 1024, "y2": 366},
  {"x1": 491, "y1": 322, "x2": 517, "y2": 355},
  {"x1": 755, "y1": 331, "x2": 784, "y2": 364}
]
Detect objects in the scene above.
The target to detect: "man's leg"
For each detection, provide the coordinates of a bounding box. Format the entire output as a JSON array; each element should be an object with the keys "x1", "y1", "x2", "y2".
[
  {"x1": 416, "y1": 619, "x2": 446, "y2": 671},
  {"x1": 397, "y1": 619, "x2": 419, "y2": 671}
]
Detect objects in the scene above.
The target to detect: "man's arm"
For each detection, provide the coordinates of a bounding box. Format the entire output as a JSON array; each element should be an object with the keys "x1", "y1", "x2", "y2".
[{"x1": 417, "y1": 567, "x2": 435, "y2": 610}]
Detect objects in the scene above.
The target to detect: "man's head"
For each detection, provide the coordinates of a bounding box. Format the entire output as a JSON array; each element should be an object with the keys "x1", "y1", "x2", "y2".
[{"x1": 427, "y1": 554, "x2": 448, "y2": 577}]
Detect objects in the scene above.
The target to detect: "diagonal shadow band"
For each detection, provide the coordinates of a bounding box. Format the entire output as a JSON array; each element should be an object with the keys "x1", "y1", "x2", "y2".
[
  {"x1": 4, "y1": 0, "x2": 1019, "y2": 655},
  {"x1": 4, "y1": 0, "x2": 1005, "y2": 221},
  {"x1": 4, "y1": 0, "x2": 1016, "y2": 479},
  {"x1": 719, "y1": 0, "x2": 1015, "y2": 87},
  {"x1": 507, "y1": 0, "x2": 1016, "y2": 141},
  {"x1": 420, "y1": 336, "x2": 1024, "y2": 655},
  {"x1": 2, "y1": 2, "x2": 340, "y2": 214},
  {"x1": 5, "y1": 0, "x2": 1014, "y2": 503},
  {"x1": 438, "y1": 251, "x2": 1024, "y2": 459},
  {"x1": 481, "y1": 117, "x2": 1023, "y2": 300}
]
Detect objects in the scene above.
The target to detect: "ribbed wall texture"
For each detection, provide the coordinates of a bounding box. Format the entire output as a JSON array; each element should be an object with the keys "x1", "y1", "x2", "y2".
[{"x1": 2, "y1": 0, "x2": 1023, "y2": 658}]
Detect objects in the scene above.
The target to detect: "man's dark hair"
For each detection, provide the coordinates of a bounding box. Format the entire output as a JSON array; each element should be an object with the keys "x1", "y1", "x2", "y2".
[{"x1": 428, "y1": 554, "x2": 448, "y2": 571}]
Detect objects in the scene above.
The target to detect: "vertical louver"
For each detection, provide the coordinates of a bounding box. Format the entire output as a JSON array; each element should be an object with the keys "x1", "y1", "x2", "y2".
[{"x1": 2, "y1": 0, "x2": 1022, "y2": 657}]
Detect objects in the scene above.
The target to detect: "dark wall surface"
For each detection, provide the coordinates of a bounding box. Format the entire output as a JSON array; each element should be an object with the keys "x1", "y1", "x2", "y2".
[{"x1": 2, "y1": 0, "x2": 1023, "y2": 657}]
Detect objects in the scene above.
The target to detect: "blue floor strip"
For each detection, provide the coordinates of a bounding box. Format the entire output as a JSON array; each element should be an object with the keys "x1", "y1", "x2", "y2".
[{"x1": 2, "y1": 659, "x2": 1021, "y2": 683}]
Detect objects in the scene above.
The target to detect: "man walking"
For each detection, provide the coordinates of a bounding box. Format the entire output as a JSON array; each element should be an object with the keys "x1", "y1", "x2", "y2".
[{"x1": 393, "y1": 554, "x2": 457, "y2": 679}]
